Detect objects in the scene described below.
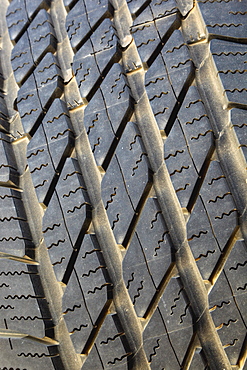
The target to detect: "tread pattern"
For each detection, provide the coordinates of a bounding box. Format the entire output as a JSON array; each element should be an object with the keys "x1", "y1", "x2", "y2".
[{"x1": 0, "y1": 0, "x2": 246, "y2": 369}]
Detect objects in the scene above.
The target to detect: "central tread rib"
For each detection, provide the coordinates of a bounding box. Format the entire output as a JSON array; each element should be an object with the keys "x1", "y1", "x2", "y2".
[
  {"x1": 111, "y1": 0, "x2": 232, "y2": 369},
  {"x1": 50, "y1": 0, "x2": 150, "y2": 368},
  {"x1": 182, "y1": 2, "x2": 247, "y2": 243}
]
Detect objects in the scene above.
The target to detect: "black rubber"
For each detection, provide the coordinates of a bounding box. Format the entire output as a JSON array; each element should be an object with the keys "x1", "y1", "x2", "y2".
[{"x1": 0, "y1": 0, "x2": 246, "y2": 369}]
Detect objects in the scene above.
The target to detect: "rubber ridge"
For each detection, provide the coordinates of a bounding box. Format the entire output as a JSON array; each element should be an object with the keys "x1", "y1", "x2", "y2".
[
  {"x1": 0, "y1": 1, "x2": 82, "y2": 369},
  {"x1": 110, "y1": 1, "x2": 232, "y2": 369},
  {"x1": 182, "y1": 3, "x2": 247, "y2": 245},
  {"x1": 50, "y1": 0, "x2": 150, "y2": 368}
]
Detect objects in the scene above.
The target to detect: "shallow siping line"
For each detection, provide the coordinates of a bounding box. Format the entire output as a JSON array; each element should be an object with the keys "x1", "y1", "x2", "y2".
[
  {"x1": 1, "y1": 1, "x2": 83, "y2": 369},
  {"x1": 183, "y1": 1, "x2": 247, "y2": 246},
  {"x1": 50, "y1": 0, "x2": 150, "y2": 368},
  {"x1": 110, "y1": 0, "x2": 232, "y2": 369}
]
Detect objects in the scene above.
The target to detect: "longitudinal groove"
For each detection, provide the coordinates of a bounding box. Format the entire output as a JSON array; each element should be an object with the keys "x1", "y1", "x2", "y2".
[
  {"x1": 209, "y1": 226, "x2": 240, "y2": 287},
  {"x1": 110, "y1": 1, "x2": 232, "y2": 369},
  {"x1": 165, "y1": 68, "x2": 195, "y2": 137},
  {"x1": 50, "y1": 0, "x2": 150, "y2": 368},
  {"x1": 1, "y1": 1, "x2": 83, "y2": 369},
  {"x1": 182, "y1": 3, "x2": 247, "y2": 244},
  {"x1": 122, "y1": 173, "x2": 153, "y2": 249},
  {"x1": 187, "y1": 145, "x2": 215, "y2": 213},
  {"x1": 181, "y1": 333, "x2": 201, "y2": 370},
  {"x1": 143, "y1": 262, "x2": 177, "y2": 323}
]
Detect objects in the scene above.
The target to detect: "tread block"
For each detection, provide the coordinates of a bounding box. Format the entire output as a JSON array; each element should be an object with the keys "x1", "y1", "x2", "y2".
[
  {"x1": 73, "y1": 52, "x2": 100, "y2": 97},
  {"x1": 63, "y1": 0, "x2": 78, "y2": 8},
  {"x1": 6, "y1": 0, "x2": 50, "y2": 39},
  {"x1": 2, "y1": 337, "x2": 56, "y2": 369},
  {"x1": 82, "y1": 345, "x2": 104, "y2": 370},
  {"x1": 132, "y1": 1, "x2": 180, "y2": 26},
  {"x1": 224, "y1": 240, "x2": 247, "y2": 298},
  {"x1": 62, "y1": 271, "x2": 93, "y2": 353},
  {"x1": 65, "y1": 0, "x2": 86, "y2": 16},
  {"x1": 100, "y1": 63, "x2": 130, "y2": 108},
  {"x1": 131, "y1": 22, "x2": 160, "y2": 63},
  {"x1": 43, "y1": 98, "x2": 74, "y2": 169},
  {"x1": 0, "y1": 92, "x2": 8, "y2": 120},
  {"x1": 27, "y1": 125, "x2": 54, "y2": 203},
  {"x1": 187, "y1": 197, "x2": 221, "y2": 280},
  {"x1": 199, "y1": 0, "x2": 247, "y2": 39},
  {"x1": 28, "y1": 9, "x2": 57, "y2": 63},
  {"x1": 84, "y1": 0, "x2": 108, "y2": 15},
  {"x1": 211, "y1": 40, "x2": 247, "y2": 73},
  {"x1": 158, "y1": 277, "x2": 193, "y2": 364},
  {"x1": 161, "y1": 29, "x2": 193, "y2": 96},
  {"x1": 34, "y1": 53, "x2": 63, "y2": 107},
  {"x1": 17, "y1": 74, "x2": 43, "y2": 133},
  {"x1": 231, "y1": 109, "x2": 247, "y2": 162},
  {"x1": 101, "y1": 156, "x2": 135, "y2": 245},
  {"x1": 145, "y1": 334, "x2": 181, "y2": 369},
  {"x1": 0, "y1": 230, "x2": 28, "y2": 256},
  {"x1": 91, "y1": 19, "x2": 118, "y2": 72},
  {"x1": 6, "y1": 0, "x2": 28, "y2": 42},
  {"x1": 84, "y1": 108, "x2": 115, "y2": 167},
  {"x1": 165, "y1": 121, "x2": 198, "y2": 208},
  {"x1": 42, "y1": 192, "x2": 73, "y2": 281},
  {"x1": 207, "y1": 269, "x2": 247, "y2": 366},
  {"x1": 150, "y1": 0, "x2": 178, "y2": 19},
  {"x1": 143, "y1": 308, "x2": 180, "y2": 369},
  {"x1": 0, "y1": 135, "x2": 17, "y2": 183},
  {"x1": 0, "y1": 260, "x2": 46, "y2": 338},
  {"x1": 189, "y1": 351, "x2": 206, "y2": 370},
  {"x1": 55, "y1": 158, "x2": 90, "y2": 245},
  {"x1": 178, "y1": 85, "x2": 214, "y2": 172},
  {"x1": 136, "y1": 198, "x2": 173, "y2": 287},
  {"x1": 107, "y1": 100, "x2": 133, "y2": 134},
  {"x1": 123, "y1": 234, "x2": 156, "y2": 317},
  {"x1": 75, "y1": 235, "x2": 112, "y2": 323},
  {"x1": 159, "y1": 277, "x2": 192, "y2": 332},
  {"x1": 210, "y1": 293, "x2": 246, "y2": 365},
  {"x1": 0, "y1": 189, "x2": 33, "y2": 255},
  {"x1": 0, "y1": 218, "x2": 29, "y2": 253},
  {"x1": 78, "y1": 245, "x2": 106, "y2": 284},
  {"x1": 25, "y1": 0, "x2": 51, "y2": 19},
  {"x1": 10, "y1": 10, "x2": 57, "y2": 86},
  {"x1": 145, "y1": 55, "x2": 176, "y2": 130},
  {"x1": 132, "y1": 7, "x2": 153, "y2": 27},
  {"x1": 127, "y1": 0, "x2": 151, "y2": 16},
  {"x1": 116, "y1": 122, "x2": 150, "y2": 210},
  {"x1": 11, "y1": 32, "x2": 33, "y2": 86},
  {"x1": 210, "y1": 40, "x2": 247, "y2": 104},
  {"x1": 209, "y1": 271, "x2": 233, "y2": 306},
  {"x1": 95, "y1": 314, "x2": 129, "y2": 369},
  {"x1": 65, "y1": 2, "x2": 89, "y2": 50},
  {"x1": 200, "y1": 160, "x2": 237, "y2": 248}
]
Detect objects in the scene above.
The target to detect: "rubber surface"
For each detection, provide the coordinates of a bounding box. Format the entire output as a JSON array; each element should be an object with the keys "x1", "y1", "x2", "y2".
[{"x1": 0, "y1": 0, "x2": 246, "y2": 369}]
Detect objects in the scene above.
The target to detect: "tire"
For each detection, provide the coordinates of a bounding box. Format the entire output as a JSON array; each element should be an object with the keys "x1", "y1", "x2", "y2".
[{"x1": 0, "y1": 0, "x2": 246, "y2": 369}]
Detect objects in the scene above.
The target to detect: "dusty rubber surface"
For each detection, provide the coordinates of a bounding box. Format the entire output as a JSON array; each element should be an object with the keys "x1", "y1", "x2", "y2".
[{"x1": 0, "y1": 0, "x2": 246, "y2": 369}]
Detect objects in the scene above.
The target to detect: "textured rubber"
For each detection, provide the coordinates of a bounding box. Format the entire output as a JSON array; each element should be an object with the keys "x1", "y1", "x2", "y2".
[{"x1": 0, "y1": 0, "x2": 246, "y2": 369}]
